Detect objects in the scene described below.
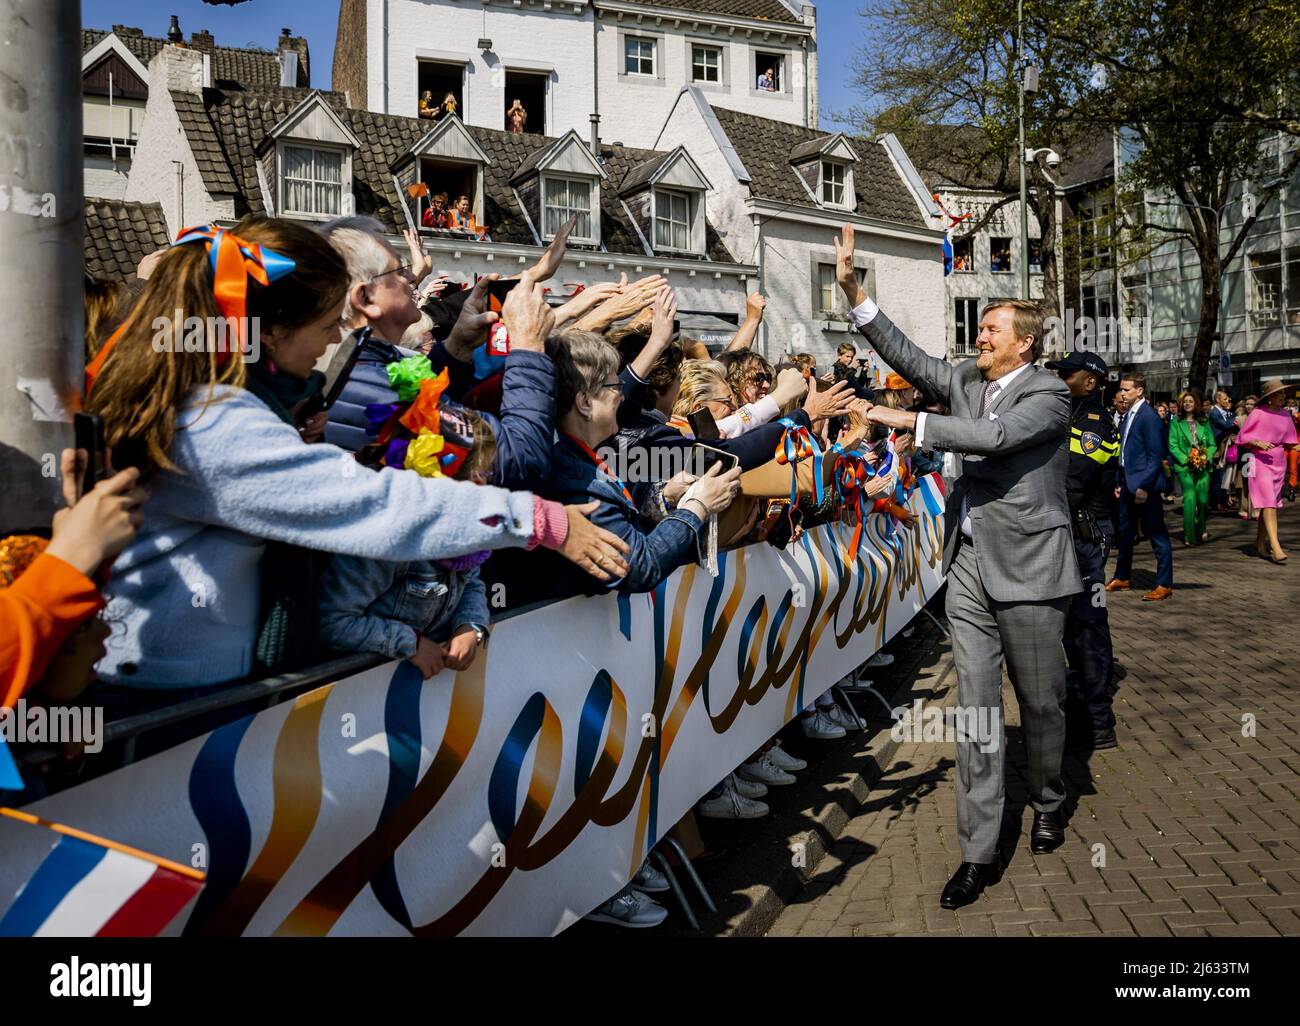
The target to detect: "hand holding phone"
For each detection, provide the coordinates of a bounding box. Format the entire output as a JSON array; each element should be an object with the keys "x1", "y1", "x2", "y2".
[{"x1": 688, "y1": 407, "x2": 721, "y2": 440}]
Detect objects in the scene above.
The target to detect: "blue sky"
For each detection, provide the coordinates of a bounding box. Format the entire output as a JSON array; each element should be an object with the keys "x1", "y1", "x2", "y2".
[{"x1": 84, "y1": 0, "x2": 865, "y2": 119}]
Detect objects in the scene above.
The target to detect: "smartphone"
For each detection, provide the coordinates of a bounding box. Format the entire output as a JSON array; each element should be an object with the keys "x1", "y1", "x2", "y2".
[
  {"x1": 297, "y1": 327, "x2": 372, "y2": 424},
  {"x1": 486, "y1": 279, "x2": 519, "y2": 356},
  {"x1": 688, "y1": 407, "x2": 721, "y2": 441},
  {"x1": 693, "y1": 442, "x2": 739, "y2": 477},
  {"x1": 73, "y1": 412, "x2": 106, "y2": 500}
]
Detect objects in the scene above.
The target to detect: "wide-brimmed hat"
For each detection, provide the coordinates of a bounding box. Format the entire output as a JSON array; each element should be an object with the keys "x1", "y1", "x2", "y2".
[
  {"x1": 1258, "y1": 378, "x2": 1292, "y2": 401},
  {"x1": 883, "y1": 373, "x2": 912, "y2": 391}
]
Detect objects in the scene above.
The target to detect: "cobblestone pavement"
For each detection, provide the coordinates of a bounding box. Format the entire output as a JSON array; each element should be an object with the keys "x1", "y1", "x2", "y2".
[{"x1": 769, "y1": 504, "x2": 1300, "y2": 937}]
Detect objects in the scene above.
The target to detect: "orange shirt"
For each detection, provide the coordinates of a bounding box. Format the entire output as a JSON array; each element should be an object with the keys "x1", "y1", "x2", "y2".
[{"x1": 0, "y1": 553, "x2": 103, "y2": 709}]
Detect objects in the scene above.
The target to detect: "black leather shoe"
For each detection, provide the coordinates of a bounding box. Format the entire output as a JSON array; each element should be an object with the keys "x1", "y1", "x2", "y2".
[
  {"x1": 1030, "y1": 810, "x2": 1066, "y2": 854},
  {"x1": 939, "y1": 860, "x2": 1002, "y2": 910},
  {"x1": 1091, "y1": 727, "x2": 1118, "y2": 750}
]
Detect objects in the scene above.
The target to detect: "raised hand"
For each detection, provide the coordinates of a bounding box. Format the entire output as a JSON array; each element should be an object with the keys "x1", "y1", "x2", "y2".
[
  {"x1": 802, "y1": 377, "x2": 856, "y2": 423},
  {"x1": 501, "y1": 275, "x2": 556, "y2": 353},
  {"x1": 833, "y1": 224, "x2": 864, "y2": 307},
  {"x1": 403, "y1": 228, "x2": 432, "y2": 284}
]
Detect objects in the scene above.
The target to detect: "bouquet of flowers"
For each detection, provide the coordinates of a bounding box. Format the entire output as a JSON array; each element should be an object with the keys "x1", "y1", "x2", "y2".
[{"x1": 1189, "y1": 445, "x2": 1210, "y2": 472}]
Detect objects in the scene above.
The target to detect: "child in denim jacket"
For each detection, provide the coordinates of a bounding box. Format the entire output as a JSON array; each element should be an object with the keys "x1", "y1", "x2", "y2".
[{"x1": 320, "y1": 379, "x2": 495, "y2": 679}]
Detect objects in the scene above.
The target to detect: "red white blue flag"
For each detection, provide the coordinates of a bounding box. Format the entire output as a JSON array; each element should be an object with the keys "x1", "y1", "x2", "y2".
[{"x1": 0, "y1": 808, "x2": 203, "y2": 936}]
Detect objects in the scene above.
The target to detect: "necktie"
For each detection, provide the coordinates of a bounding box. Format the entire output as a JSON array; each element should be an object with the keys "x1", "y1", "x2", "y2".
[{"x1": 980, "y1": 379, "x2": 1001, "y2": 415}]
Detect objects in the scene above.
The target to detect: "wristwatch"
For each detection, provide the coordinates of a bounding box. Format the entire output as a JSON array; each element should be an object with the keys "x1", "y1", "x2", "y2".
[{"x1": 464, "y1": 623, "x2": 490, "y2": 648}]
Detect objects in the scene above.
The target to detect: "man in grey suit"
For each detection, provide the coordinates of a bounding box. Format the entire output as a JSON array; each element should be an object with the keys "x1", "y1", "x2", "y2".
[{"x1": 834, "y1": 226, "x2": 1081, "y2": 909}]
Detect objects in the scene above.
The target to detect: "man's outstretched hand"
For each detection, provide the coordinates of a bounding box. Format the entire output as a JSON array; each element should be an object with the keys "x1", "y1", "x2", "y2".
[{"x1": 833, "y1": 224, "x2": 866, "y2": 309}]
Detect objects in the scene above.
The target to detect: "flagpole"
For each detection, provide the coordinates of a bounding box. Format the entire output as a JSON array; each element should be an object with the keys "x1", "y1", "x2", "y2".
[{"x1": 1, "y1": 806, "x2": 207, "y2": 881}]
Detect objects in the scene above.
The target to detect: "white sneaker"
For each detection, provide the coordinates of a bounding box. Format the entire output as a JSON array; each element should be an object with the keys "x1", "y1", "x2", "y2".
[
  {"x1": 865, "y1": 652, "x2": 895, "y2": 668},
  {"x1": 901, "y1": 627, "x2": 915, "y2": 638},
  {"x1": 697, "y1": 784, "x2": 770, "y2": 820},
  {"x1": 839, "y1": 673, "x2": 876, "y2": 692},
  {"x1": 737, "y1": 751, "x2": 797, "y2": 787},
  {"x1": 729, "y1": 771, "x2": 768, "y2": 799},
  {"x1": 632, "y1": 859, "x2": 670, "y2": 893},
  {"x1": 823, "y1": 701, "x2": 859, "y2": 731},
  {"x1": 801, "y1": 709, "x2": 846, "y2": 740},
  {"x1": 768, "y1": 742, "x2": 807, "y2": 772},
  {"x1": 584, "y1": 887, "x2": 668, "y2": 928}
]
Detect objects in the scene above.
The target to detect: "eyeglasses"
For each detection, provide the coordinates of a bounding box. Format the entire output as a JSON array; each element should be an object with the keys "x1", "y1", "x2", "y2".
[
  {"x1": 369, "y1": 262, "x2": 416, "y2": 287},
  {"x1": 706, "y1": 394, "x2": 736, "y2": 411},
  {"x1": 594, "y1": 380, "x2": 622, "y2": 396},
  {"x1": 751, "y1": 372, "x2": 772, "y2": 386}
]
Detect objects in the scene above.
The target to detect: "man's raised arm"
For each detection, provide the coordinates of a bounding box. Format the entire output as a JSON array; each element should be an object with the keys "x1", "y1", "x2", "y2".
[{"x1": 835, "y1": 224, "x2": 955, "y2": 405}]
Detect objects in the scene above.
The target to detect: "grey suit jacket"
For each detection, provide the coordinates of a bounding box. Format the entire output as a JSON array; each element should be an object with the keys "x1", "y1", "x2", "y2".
[{"x1": 858, "y1": 311, "x2": 1081, "y2": 603}]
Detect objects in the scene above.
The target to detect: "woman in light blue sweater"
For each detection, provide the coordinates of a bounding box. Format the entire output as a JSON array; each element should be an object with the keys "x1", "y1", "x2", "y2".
[{"x1": 83, "y1": 217, "x2": 628, "y2": 697}]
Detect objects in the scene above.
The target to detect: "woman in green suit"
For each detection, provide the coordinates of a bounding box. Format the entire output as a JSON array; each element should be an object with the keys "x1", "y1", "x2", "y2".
[{"x1": 1169, "y1": 388, "x2": 1217, "y2": 545}]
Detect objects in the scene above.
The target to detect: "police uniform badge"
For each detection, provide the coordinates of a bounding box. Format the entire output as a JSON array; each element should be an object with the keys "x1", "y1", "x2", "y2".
[{"x1": 1080, "y1": 431, "x2": 1102, "y2": 454}]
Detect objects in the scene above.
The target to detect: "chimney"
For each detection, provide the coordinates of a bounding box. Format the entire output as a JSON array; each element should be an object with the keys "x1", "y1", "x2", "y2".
[
  {"x1": 589, "y1": 114, "x2": 601, "y2": 159},
  {"x1": 277, "y1": 27, "x2": 310, "y2": 87},
  {"x1": 157, "y1": 41, "x2": 207, "y2": 93},
  {"x1": 190, "y1": 29, "x2": 214, "y2": 50},
  {"x1": 167, "y1": 14, "x2": 182, "y2": 44}
]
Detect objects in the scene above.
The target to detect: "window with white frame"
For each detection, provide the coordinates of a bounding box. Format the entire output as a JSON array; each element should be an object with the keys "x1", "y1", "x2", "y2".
[
  {"x1": 817, "y1": 264, "x2": 837, "y2": 314},
  {"x1": 954, "y1": 298, "x2": 980, "y2": 355},
  {"x1": 691, "y1": 44, "x2": 721, "y2": 83},
  {"x1": 654, "y1": 190, "x2": 691, "y2": 251},
  {"x1": 624, "y1": 37, "x2": 656, "y2": 76},
  {"x1": 282, "y1": 145, "x2": 344, "y2": 216},
  {"x1": 544, "y1": 176, "x2": 595, "y2": 240},
  {"x1": 821, "y1": 161, "x2": 847, "y2": 206}
]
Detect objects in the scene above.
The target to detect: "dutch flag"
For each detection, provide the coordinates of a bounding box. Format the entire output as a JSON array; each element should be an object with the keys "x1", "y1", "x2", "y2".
[
  {"x1": 917, "y1": 473, "x2": 945, "y2": 516},
  {"x1": 0, "y1": 808, "x2": 203, "y2": 937}
]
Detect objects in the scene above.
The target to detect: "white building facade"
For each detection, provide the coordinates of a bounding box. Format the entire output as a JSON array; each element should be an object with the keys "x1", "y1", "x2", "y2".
[
  {"x1": 657, "y1": 88, "x2": 947, "y2": 366},
  {"x1": 332, "y1": 0, "x2": 818, "y2": 150}
]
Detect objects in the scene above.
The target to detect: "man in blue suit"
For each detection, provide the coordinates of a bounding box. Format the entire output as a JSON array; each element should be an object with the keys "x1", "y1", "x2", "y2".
[{"x1": 1106, "y1": 371, "x2": 1174, "y2": 600}]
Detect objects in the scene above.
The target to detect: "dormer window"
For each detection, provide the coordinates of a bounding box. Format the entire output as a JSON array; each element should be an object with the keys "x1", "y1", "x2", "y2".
[
  {"x1": 283, "y1": 145, "x2": 345, "y2": 216},
  {"x1": 511, "y1": 129, "x2": 607, "y2": 247},
  {"x1": 821, "y1": 161, "x2": 846, "y2": 206},
  {"x1": 544, "y1": 176, "x2": 595, "y2": 240},
  {"x1": 618, "y1": 146, "x2": 712, "y2": 257},
  {"x1": 264, "y1": 92, "x2": 359, "y2": 222},
  {"x1": 790, "y1": 134, "x2": 858, "y2": 212},
  {"x1": 391, "y1": 115, "x2": 493, "y2": 239}
]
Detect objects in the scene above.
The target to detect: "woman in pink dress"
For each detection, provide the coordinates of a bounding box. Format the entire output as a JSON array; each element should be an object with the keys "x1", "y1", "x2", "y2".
[{"x1": 1237, "y1": 378, "x2": 1298, "y2": 563}]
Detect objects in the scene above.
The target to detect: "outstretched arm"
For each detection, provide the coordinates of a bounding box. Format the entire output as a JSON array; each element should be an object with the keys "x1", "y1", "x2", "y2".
[
  {"x1": 865, "y1": 380, "x2": 1069, "y2": 458},
  {"x1": 835, "y1": 224, "x2": 955, "y2": 405}
]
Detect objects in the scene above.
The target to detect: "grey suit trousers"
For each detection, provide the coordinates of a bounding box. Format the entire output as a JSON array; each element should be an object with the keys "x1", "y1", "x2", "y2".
[{"x1": 946, "y1": 535, "x2": 1069, "y2": 863}]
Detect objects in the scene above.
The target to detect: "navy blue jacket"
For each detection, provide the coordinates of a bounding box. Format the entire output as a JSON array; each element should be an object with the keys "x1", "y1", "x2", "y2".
[
  {"x1": 1119, "y1": 400, "x2": 1170, "y2": 494},
  {"x1": 324, "y1": 339, "x2": 555, "y2": 490},
  {"x1": 615, "y1": 406, "x2": 813, "y2": 473},
  {"x1": 485, "y1": 432, "x2": 703, "y2": 608}
]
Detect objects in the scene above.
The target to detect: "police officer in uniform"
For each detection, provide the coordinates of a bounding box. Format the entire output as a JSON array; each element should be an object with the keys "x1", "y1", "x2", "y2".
[{"x1": 1045, "y1": 351, "x2": 1120, "y2": 751}]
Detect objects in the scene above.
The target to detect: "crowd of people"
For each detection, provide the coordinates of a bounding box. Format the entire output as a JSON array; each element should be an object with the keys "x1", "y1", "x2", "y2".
[
  {"x1": 2, "y1": 212, "x2": 1295, "y2": 928},
  {"x1": 0, "y1": 213, "x2": 953, "y2": 928}
]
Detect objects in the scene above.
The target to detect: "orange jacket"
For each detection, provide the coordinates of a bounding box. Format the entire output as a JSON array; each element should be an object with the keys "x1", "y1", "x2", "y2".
[{"x1": 0, "y1": 553, "x2": 103, "y2": 709}]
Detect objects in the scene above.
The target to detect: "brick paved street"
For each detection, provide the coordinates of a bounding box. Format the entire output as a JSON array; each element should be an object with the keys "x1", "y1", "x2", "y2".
[{"x1": 769, "y1": 504, "x2": 1300, "y2": 937}]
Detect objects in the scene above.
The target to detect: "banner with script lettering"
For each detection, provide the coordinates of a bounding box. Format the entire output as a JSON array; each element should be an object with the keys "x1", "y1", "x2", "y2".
[{"x1": 0, "y1": 485, "x2": 944, "y2": 936}]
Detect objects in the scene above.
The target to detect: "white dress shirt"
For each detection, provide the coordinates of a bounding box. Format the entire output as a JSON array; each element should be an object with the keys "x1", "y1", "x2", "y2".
[
  {"x1": 850, "y1": 297, "x2": 1031, "y2": 538},
  {"x1": 1119, "y1": 397, "x2": 1145, "y2": 468}
]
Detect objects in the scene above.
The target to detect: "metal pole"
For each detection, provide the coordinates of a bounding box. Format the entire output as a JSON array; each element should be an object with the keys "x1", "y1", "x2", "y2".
[
  {"x1": 1018, "y1": 0, "x2": 1030, "y2": 299},
  {"x1": 0, "y1": 0, "x2": 83, "y2": 536}
]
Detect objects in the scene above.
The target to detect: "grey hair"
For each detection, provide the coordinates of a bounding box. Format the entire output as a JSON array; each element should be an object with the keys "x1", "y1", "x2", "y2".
[
  {"x1": 547, "y1": 330, "x2": 621, "y2": 417},
  {"x1": 319, "y1": 216, "x2": 395, "y2": 322}
]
